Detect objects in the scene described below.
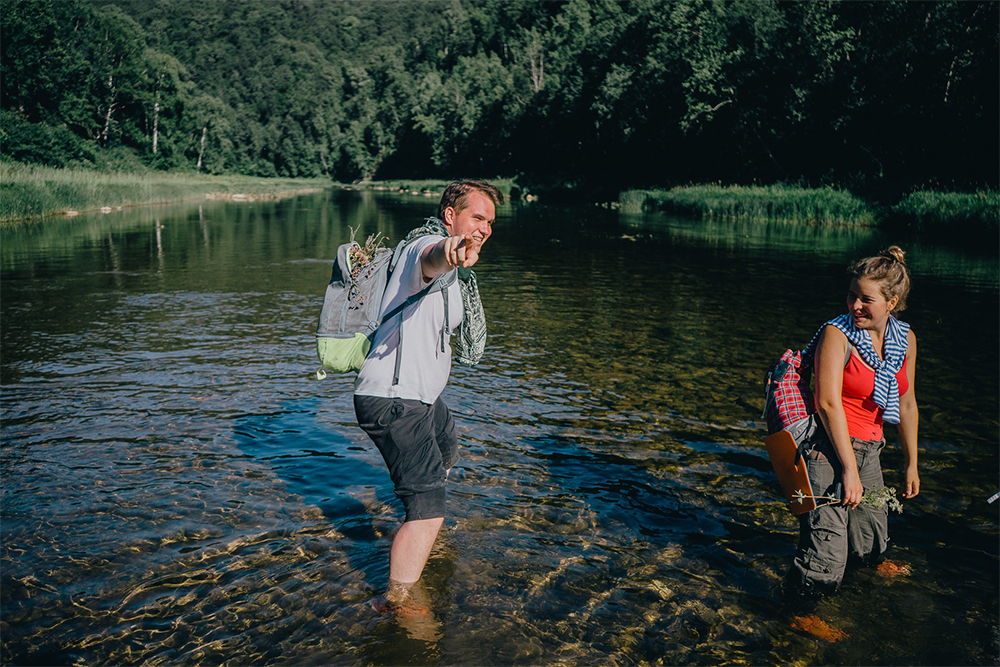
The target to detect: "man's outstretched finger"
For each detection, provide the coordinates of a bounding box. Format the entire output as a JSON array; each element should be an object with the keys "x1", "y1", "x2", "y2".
[{"x1": 462, "y1": 235, "x2": 477, "y2": 266}]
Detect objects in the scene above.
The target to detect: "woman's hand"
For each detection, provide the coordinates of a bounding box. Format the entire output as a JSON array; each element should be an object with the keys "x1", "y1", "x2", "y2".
[
  {"x1": 903, "y1": 465, "x2": 920, "y2": 498},
  {"x1": 841, "y1": 469, "x2": 864, "y2": 508}
]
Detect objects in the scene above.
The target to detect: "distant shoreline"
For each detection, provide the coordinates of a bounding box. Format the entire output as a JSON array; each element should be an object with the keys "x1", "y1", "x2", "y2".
[
  {"x1": 348, "y1": 177, "x2": 999, "y2": 235},
  {"x1": 620, "y1": 186, "x2": 998, "y2": 237},
  {"x1": 2, "y1": 163, "x2": 996, "y2": 238},
  {"x1": 0, "y1": 162, "x2": 331, "y2": 224}
]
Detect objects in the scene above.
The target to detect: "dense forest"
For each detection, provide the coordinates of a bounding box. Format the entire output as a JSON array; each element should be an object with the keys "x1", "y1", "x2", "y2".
[{"x1": 2, "y1": 0, "x2": 997, "y2": 200}]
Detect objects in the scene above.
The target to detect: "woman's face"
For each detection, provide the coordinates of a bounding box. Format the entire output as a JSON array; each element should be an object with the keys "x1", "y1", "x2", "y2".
[{"x1": 847, "y1": 277, "x2": 899, "y2": 330}]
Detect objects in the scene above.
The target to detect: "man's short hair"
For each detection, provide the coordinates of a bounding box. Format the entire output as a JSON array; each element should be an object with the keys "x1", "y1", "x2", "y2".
[{"x1": 438, "y1": 180, "x2": 504, "y2": 220}]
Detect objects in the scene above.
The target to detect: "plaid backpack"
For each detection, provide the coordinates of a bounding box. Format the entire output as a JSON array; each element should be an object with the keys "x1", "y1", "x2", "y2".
[
  {"x1": 762, "y1": 347, "x2": 817, "y2": 435},
  {"x1": 762, "y1": 324, "x2": 853, "y2": 435}
]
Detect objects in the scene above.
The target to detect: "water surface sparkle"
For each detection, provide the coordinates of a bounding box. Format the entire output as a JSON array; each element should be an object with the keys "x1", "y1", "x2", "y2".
[{"x1": 2, "y1": 191, "x2": 997, "y2": 665}]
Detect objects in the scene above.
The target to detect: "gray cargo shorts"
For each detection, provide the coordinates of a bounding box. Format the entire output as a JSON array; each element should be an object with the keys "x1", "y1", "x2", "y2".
[{"x1": 786, "y1": 435, "x2": 889, "y2": 596}]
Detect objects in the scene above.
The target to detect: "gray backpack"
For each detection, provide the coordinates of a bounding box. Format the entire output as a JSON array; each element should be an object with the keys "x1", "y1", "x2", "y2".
[{"x1": 316, "y1": 236, "x2": 455, "y2": 376}]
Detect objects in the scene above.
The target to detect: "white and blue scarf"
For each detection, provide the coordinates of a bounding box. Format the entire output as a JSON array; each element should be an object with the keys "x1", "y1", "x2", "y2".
[{"x1": 824, "y1": 313, "x2": 910, "y2": 424}]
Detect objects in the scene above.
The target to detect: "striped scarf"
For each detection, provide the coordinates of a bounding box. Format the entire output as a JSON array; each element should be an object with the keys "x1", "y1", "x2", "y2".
[
  {"x1": 825, "y1": 313, "x2": 910, "y2": 424},
  {"x1": 401, "y1": 217, "x2": 486, "y2": 366}
]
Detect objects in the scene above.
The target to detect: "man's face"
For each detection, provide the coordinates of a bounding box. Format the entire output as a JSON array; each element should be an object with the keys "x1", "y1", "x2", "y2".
[{"x1": 443, "y1": 191, "x2": 495, "y2": 253}]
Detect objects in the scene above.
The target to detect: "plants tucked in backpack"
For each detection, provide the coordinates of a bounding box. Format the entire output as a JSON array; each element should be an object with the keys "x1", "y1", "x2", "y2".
[
  {"x1": 316, "y1": 234, "x2": 392, "y2": 374},
  {"x1": 315, "y1": 228, "x2": 454, "y2": 375}
]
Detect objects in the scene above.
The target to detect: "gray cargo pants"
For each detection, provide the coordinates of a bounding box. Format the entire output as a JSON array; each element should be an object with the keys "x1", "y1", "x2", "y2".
[{"x1": 786, "y1": 435, "x2": 889, "y2": 596}]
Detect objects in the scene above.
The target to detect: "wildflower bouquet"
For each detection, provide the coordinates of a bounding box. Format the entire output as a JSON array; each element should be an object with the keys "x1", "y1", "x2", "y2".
[
  {"x1": 859, "y1": 485, "x2": 904, "y2": 513},
  {"x1": 347, "y1": 225, "x2": 389, "y2": 281},
  {"x1": 793, "y1": 485, "x2": 903, "y2": 513}
]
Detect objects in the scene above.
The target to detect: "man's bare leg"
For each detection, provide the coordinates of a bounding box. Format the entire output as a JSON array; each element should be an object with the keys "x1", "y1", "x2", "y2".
[{"x1": 389, "y1": 517, "x2": 444, "y2": 585}]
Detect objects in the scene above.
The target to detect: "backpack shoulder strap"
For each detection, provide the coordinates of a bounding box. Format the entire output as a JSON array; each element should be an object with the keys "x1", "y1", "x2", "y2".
[
  {"x1": 384, "y1": 269, "x2": 457, "y2": 385},
  {"x1": 382, "y1": 266, "x2": 457, "y2": 319},
  {"x1": 389, "y1": 237, "x2": 409, "y2": 273}
]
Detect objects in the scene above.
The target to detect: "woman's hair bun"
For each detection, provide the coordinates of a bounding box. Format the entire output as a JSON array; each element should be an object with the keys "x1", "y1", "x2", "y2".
[{"x1": 881, "y1": 245, "x2": 906, "y2": 265}]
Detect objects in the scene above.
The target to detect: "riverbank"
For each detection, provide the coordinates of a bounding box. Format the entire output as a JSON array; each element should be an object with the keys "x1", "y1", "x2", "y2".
[
  {"x1": 3, "y1": 162, "x2": 995, "y2": 238},
  {"x1": 351, "y1": 177, "x2": 523, "y2": 201},
  {"x1": 349, "y1": 178, "x2": 997, "y2": 236},
  {"x1": 618, "y1": 184, "x2": 999, "y2": 235},
  {"x1": 0, "y1": 162, "x2": 330, "y2": 224},
  {"x1": 890, "y1": 189, "x2": 999, "y2": 237},
  {"x1": 618, "y1": 184, "x2": 877, "y2": 226}
]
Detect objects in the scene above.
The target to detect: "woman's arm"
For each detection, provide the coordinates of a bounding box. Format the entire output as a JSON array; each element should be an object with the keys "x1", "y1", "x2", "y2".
[
  {"x1": 897, "y1": 329, "x2": 920, "y2": 498},
  {"x1": 814, "y1": 326, "x2": 864, "y2": 508}
]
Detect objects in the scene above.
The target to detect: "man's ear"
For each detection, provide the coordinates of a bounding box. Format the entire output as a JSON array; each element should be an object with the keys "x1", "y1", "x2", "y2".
[{"x1": 442, "y1": 206, "x2": 455, "y2": 229}]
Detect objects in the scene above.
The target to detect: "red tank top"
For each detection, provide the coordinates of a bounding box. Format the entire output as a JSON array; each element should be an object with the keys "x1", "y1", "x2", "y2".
[{"x1": 842, "y1": 352, "x2": 909, "y2": 440}]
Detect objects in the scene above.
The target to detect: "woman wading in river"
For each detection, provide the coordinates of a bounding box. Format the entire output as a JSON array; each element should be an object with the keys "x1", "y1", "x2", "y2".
[{"x1": 786, "y1": 246, "x2": 920, "y2": 597}]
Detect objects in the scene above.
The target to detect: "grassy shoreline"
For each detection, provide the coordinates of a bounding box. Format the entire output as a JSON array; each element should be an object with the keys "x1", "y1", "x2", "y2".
[
  {"x1": 356, "y1": 179, "x2": 998, "y2": 236},
  {"x1": 2, "y1": 162, "x2": 995, "y2": 236},
  {"x1": 0, "y1": 162, "x2": 330, "y2": 224},
  {"x1": 619, "y1": 184, "x2": 878, "y2": 226},
  {"x1": 889, "y1": 189, "x2": 999, "y2": 236},
  {"x1": 620, "y1": 184, "x2": 999, "y2": 233}
]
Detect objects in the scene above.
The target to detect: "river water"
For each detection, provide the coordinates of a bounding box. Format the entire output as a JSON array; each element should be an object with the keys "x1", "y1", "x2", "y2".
[{"x1": 2, "y1": 188, "x2": 997, "y2": 666}]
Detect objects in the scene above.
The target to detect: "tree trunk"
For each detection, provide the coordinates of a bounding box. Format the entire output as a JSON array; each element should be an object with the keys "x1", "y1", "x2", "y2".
[
  {"x1": 101, "y1": 74, "x2": 116, "y2": 146},
  {"x1": 943, "y1": 55, "x2": 957, "y2": 103},
  {"x1": 197, "y1": 126, "x2": 207, "y2": 170},
  {"x1": 152, "y1": 90, "x2": 160, "y2": 154},
  {"x1": 528, "y1": 36, "x2": 544, "y2": 93},
  {"x1": 319, "y1": 146, "x2": 329, "y2": 176},
  {"x1": 530, "y1": 51, "x2": 544, "y2": 93}
]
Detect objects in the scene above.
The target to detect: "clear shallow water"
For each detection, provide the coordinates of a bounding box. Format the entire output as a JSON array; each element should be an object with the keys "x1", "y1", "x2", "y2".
[{"x1": 2, "y1": 190, "x2": 998, "y2": 665}]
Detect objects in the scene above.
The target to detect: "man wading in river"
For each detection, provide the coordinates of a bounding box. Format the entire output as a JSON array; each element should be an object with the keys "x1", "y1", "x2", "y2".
[{"x1": 354, "y1": 180, "x2": 502, "y2": 609}]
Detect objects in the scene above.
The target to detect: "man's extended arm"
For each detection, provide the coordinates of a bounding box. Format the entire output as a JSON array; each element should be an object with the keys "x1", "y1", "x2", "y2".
[{"x1": 421, "y1": 234, "x2": 478, "y2": 282}]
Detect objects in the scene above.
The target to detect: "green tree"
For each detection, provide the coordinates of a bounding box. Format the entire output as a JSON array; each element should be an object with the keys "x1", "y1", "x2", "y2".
[
  {"x1": 184, "y1": 93, "x2": 233, "y2": 173},
  {"x1": 71, "y1": 5, "x2": 148, "y2": 148},
  {"x1": 141, "y1": 49, "x2": 190, "y2": 166}
]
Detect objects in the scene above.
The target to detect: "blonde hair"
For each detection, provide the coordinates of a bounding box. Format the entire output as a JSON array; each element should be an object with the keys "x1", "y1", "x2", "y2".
[{"x1": 849, "y1": 245, "x2": 911, "y2": 313}]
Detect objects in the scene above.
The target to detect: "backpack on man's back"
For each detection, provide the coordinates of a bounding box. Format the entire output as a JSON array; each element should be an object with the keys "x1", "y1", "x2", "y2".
[
  {"x1": 315, "y1": 230, "x2": 454, "y2": 375},
  {"x1": 316, "y1": 239, "x2": 396, "y2": 374}
]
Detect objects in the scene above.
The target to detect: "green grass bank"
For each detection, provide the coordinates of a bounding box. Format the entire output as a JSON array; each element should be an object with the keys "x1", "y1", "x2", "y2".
[
  {"x1": 3, "y1": 162, "x2": 995, "y2": 237},
  {"x1": 890, "y1": 189, "x2": 999, "y2": 236},
  {"x1": 0, "y1": 161, "x2": 330, "y2": 224},
  {"x1": 620, "y1": 183, "x2": 999, "y2": 235},
  {"x1": 619, "y1": 184, "x2": 878, "y2": 226}
]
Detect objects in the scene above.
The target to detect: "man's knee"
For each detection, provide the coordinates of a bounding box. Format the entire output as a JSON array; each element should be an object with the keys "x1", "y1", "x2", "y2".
[{"x1": 401, "y1": 487, "x2": 447, "y2": 522}]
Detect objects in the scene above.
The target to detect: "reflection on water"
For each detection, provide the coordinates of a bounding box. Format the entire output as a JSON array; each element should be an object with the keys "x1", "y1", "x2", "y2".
[{"x1": 2, "y1": 190, "x2": 998, "y2": 665}]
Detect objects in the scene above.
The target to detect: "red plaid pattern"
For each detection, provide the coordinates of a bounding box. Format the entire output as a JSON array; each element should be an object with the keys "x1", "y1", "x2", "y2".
[{"x1": 764, "y1": 348, "x2": 816, "y2": 434}]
